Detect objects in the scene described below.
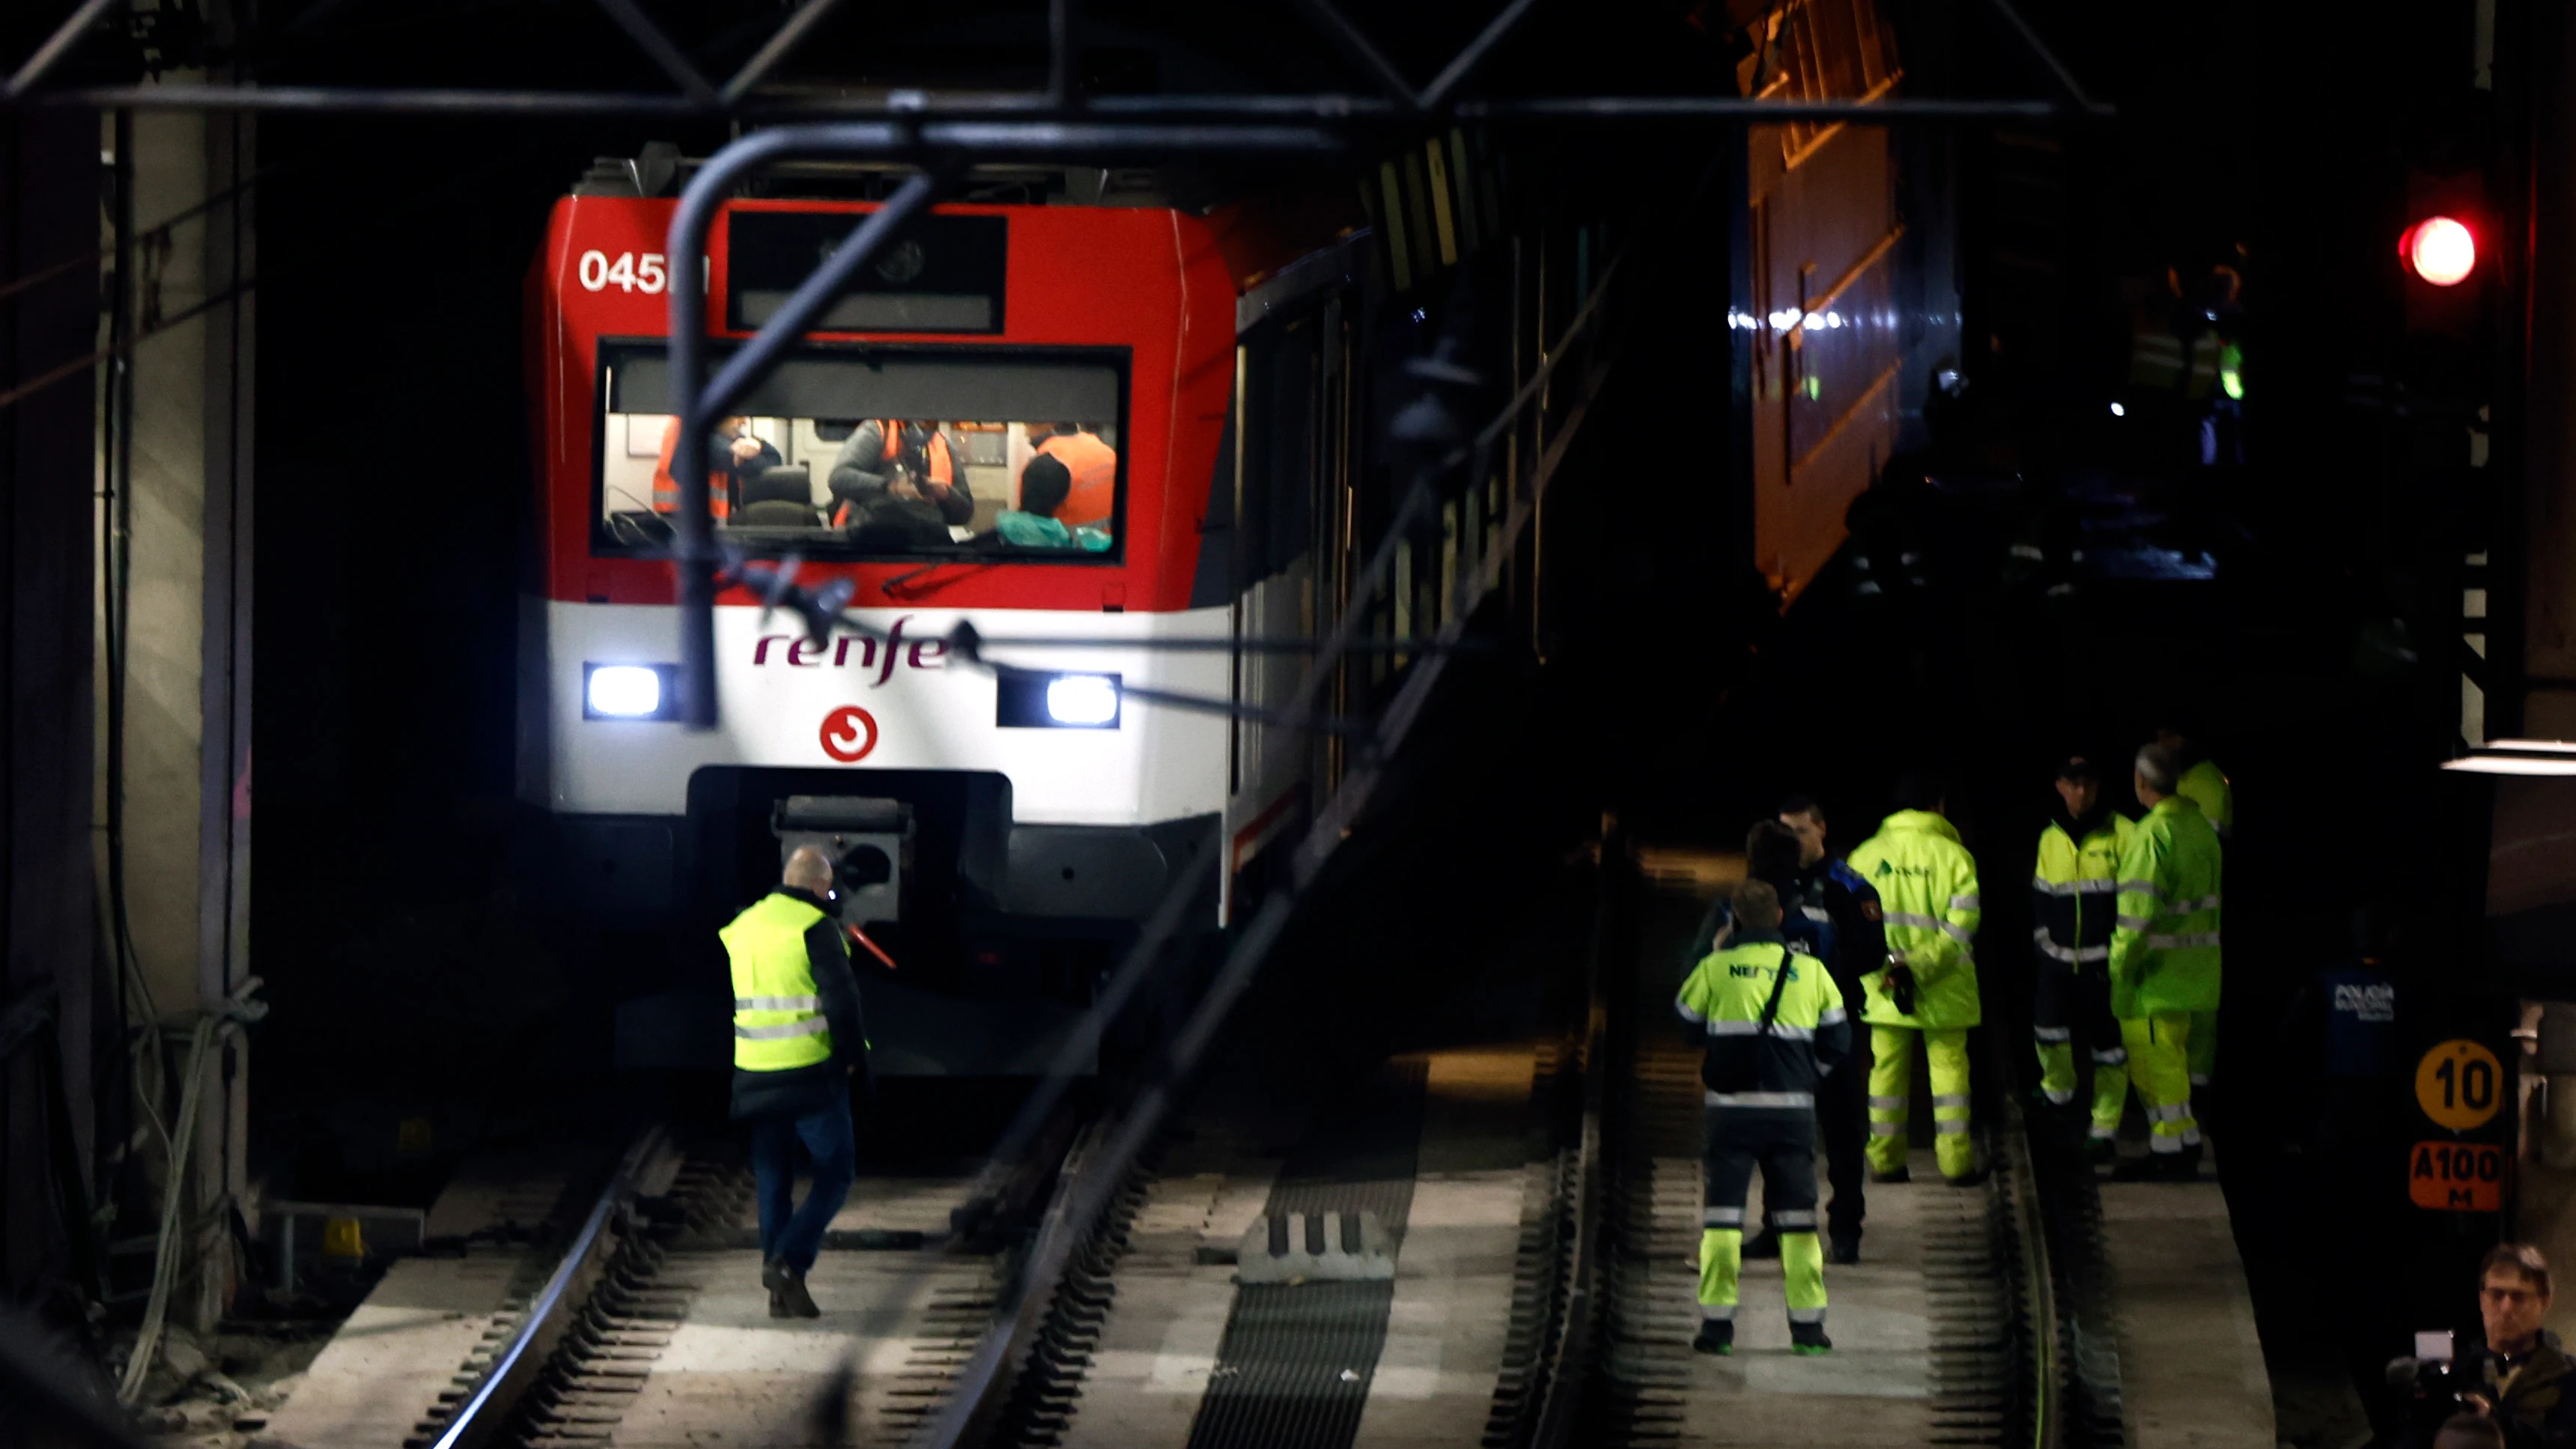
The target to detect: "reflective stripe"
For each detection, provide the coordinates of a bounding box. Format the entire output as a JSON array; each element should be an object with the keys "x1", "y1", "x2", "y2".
[
  {"x1": 2149, "y1": 1134, "x2": 2183, "y2": 1153},
  {"x1": 1707, "y1": 1091, "x2": 1816, "y2": 1109},
  {"x1": 2032, "y1": 877, "x2": 2118, "y2": 897},
  {"x1": 1950, "y1": 893, "x2": 1981, "y2": 911},
  {"x1": 1704, "y1": 1020, "x2": 1814, "y2": 1041},
  {"x1": 1705, "y1": 1206, "x2": 1745, "y2": 1226},
  {"x1": 2041, "y1": 1088, "x2": 2074, "y2": 1105},
  {"x1": 1882, "y1": 911, "x2": 1942, "y2": 930},
  {"x1": 2011, "y1": 543, "x2": 2045, "y2": 560},
  {"x1": 1787, "y1": 1307, "x2": 1828, "y2": 1324},
  {"x1": 2176, "y1": 894, "x2": 2222, "y2": 913},
  {"x1": 2115, "y1": 914, "x2": 2153, "y2": 932},
  {"x1": 1934, "y1": 1119, "x2": 1971, "y2": 1134},
  {"x1": 2092, "y1": 1049, "x2": 2129, "y2": 1066},
  {"x1": 2036, "y1": 938, "x2": 2110, "y2": 964},
  {"x1": 1701, "y1": 1303, "x2": 1737, "y2": 1320},
  {"x1": 735, "y1": 994, "x2": 819, "y2": 1012},
  {"x1": 2148, "y1": 932, "x2": 2222, "y2": 950},
  {"x1": 1674, "y1": 1001, "x2": 1706, "y2": 1024},
  {"x1": 2189, "y1": 1074, "x2": 2212, "y2": 1087},
  {"x1": 2116, "y1": 879, "x2": 2158, "y2": 897},
  {"x1": 1817, "y1": 1008, "x2": 1847, "y2": 1026},
  {"x1": 1771, "y1": 1210, "x2": 1817, "y2": 1229},
  {"x1": 1939, "y1": 920, "x2": 1975, "y2": 945},
  {"x1": 2088, "y1": 1126, "x2": 2117, "y2": 1141},
  {"x1": 1932, "y1": 1095, "x2": 1971, "y2": 1109},
  {"x1": 2077, "y1": 879, "x2": 2118, "y2": 895},
  {"x1": 2182, "y1": 1126, "x2": 2204, "y2": 1146},
  {"x1": 735, "y1": 1018, "x2": 829, "y2": 1040},
  {"x1": 2033, "y1": 1027, "x2": 2071, "y2": 1042},
  {"x1": 1868, "y1": 1096, "x2": 1905, "y2": 1111}
]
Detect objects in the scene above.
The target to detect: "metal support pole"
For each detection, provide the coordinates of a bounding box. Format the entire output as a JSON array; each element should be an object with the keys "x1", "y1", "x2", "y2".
[{"x1": 3, "y1": 0, "x2": 127, "y2": 100}]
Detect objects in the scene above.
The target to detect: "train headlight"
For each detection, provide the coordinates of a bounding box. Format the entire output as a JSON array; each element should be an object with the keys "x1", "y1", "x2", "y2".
[
  {"x1": 1045, "y1": 675, "x2": 1120, "y2": 726},
  {"x1": 584, "y1": 663, "x2": 679, "y2": 720},
  {"x1": 995, "y1": 669, "x2": 1121, "y2": 729}
]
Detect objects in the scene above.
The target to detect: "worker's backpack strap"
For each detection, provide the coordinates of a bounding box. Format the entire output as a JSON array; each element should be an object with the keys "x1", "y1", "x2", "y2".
[{"x1": 1702, "y1": 946, "x2": 1795, "y2": 1094}]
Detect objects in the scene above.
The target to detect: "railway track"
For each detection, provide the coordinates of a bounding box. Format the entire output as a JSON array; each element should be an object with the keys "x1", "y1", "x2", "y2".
[{"x1": 375, "y1": 845, "x2": 2131, "y2": 1449}]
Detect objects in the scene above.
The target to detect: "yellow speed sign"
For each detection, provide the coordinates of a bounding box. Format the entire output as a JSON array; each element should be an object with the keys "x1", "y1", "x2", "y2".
[{"x1": 2416, "y1": 1039, "x2": 2504, "y2": 1133}]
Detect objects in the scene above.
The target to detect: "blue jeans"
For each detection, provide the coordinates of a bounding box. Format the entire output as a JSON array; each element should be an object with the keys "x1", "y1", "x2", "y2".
[{"x1": 750, "y1": 1089, "x2": 855, "y2": 1274}]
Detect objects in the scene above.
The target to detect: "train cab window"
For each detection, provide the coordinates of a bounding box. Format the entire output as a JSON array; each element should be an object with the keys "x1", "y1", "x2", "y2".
[{"x1": 593, "y1": 341, "x2": 1127, "y2": 561}]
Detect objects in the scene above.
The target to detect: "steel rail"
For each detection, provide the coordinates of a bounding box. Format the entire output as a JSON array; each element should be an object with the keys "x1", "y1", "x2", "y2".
[
  {"x1": 1522, "y1": 829, "x2": 1617, "y2": 1446},
  {"x1": 428, "y1": 1126, "x2": 666, "y2": 1449}
]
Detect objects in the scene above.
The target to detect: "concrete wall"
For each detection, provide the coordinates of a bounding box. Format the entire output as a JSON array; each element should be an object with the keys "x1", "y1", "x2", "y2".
[{"x1": 94, "y1": 91, "x2": 255, "y2": 1328}]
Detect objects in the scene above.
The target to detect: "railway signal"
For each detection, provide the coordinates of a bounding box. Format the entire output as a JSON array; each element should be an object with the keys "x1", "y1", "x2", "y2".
[{"x1": 2400, "y1": 215, "x2": 2476, "y2": 287}]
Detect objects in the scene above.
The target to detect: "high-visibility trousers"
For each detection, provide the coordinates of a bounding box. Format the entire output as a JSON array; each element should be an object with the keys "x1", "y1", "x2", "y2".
[
  {"x1": 1699, "y1": 1108, "x2": 1826, "y2": 1328},
  {"x1": 1867, "y1": 1026, "x2": 1974, "y2": 1179},
  {"x1": 2121, "y1": 1012, "x2": 2200, "y2": 1153},
  {"x1": 2187, "y1": 1008, "x2": 2217, "y2": 1087},
  {"x1": 2033, "y1": 961, "x2": 2129, "y2": 1142}
]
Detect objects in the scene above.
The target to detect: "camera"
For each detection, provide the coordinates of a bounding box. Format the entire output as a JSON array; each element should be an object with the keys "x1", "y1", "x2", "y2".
[{"x1": 2389, "y1": 1331, "x2": 2479, "y2": 1418}]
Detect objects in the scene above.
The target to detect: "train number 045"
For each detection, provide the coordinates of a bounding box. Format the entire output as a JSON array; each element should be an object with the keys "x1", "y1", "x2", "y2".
[{"x1": 577, "y1": 250, "x2": 667, "y2": 294}]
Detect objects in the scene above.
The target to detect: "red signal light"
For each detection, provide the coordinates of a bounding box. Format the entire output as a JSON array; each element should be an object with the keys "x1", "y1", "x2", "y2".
[{"x1": 2401, "y1": 216, "x2": 2476, "y2": 286}]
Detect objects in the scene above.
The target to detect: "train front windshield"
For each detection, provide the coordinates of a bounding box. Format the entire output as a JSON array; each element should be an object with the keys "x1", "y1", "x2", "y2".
[{"x1": 594, "y1": 341, "x2": 1126, "y2": 560}]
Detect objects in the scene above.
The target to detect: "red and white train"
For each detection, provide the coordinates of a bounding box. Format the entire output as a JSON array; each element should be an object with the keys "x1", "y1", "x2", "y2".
[{"x1": 523, "y1": 164, "x2": 1380, "y2": 1075}]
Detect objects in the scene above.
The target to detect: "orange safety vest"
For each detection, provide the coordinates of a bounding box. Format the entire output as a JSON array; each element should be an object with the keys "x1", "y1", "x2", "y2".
[
  {"x1": 651, "y1": 416, "x2": 735, "y2": 520},
  {"x1": 1037, "y1": 431, "x2": 1117, "y2": 529},
  {"x1": 832, "y1": 422, "x2": 955, "y2": 527}
]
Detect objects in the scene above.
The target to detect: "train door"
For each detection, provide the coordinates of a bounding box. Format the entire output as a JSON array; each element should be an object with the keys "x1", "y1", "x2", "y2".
[{"x1": 1227, "y1": 292, "x2": 1341, "y2": 899}]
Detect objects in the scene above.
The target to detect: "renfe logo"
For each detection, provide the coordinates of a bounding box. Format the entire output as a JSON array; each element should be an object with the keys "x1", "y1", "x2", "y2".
[{"x1": 753, "y1": 616, "x2": 949, "y2": 687}]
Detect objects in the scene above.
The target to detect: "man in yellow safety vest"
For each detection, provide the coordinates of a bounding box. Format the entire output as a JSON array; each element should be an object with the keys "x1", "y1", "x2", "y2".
[{"x1": 723, "y1": 846, "x2": 871, "y2": 1317}]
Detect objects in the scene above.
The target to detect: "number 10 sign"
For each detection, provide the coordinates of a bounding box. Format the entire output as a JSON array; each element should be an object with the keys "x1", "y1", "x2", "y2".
[{"x1": 2416, "y1": 1038, "x2": 2504, "y2": 1133}]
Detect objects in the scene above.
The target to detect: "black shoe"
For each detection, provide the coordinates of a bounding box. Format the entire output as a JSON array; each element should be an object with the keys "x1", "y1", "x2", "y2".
[
  {"x1": 1790, "y1": 1321, "x2": 1832, "y2": 1355},
  {"x1": 1828, "y1": 1235, "x2": 1861, "y2": 1266},
  {"x1": 2085, "y1": 1136, "x2": 2116, "y2": 1167},
  {"x1": 1692, "y1": 1319, "x2": 1734, "y2": 1355},
  {"x1": 2111, "y1": 1149, "x2": 2196, "y2": 1182},
  {"x1": 1869, "y1": 1166, "x2": 1911, "y2": 1185},
  {"x1": 1741, "y1": 1228, "x2": 1781, "y2": 1260},
  {"x1": 767, "y1": 1261, "x2": 821, "y2": 1318},
  {"x1": 1944, "y1": 1166, "x2": 1990, "y2": 1188}
]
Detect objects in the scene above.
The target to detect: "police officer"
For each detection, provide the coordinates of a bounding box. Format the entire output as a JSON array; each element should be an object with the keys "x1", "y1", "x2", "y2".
[
  {"x1": 1848, "y1": 774, "x2": 1984, "y2": 1185},
  {"x1": 1684, "y1": 821, "x2": 1864, "y2": 1263},
  {"x1": 2156, "y1": 719, "x2": 2232, "y2": 1092},
  {"x1": 725, "y1": 846, "x2": 872, "y2": 1317},
  {"x1": 2109, "y1": 744, "x2": 2222, "y2": 1181},
  {"x1": 2031, "y1": 756, "x2": 2133, "y2": 1163},
  {"x1": 1678, "y1": 879, "x2": 1850, "y2": 1357},
  {"x1": 1780, "y1": 797, "x2": 1886, "y2": 1262}
]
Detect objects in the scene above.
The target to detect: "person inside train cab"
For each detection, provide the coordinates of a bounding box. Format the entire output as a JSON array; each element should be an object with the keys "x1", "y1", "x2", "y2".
[
  {"x1": 1024, "y1": 422, "x2": 1117, "y2": 529},
  {"x1": 653, "y1": 414, "x2": 780, "y2": 520},
  {"x1": 983, "y1": 453, "x2": 1108, "y2": 552},
  {"x1": 828, "y1": 419, "x2": 975, "y2": 538}
]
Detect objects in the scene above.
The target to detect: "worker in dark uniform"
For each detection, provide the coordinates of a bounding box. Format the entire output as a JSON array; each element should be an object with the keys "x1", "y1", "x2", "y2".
[
  {"x1": 2030, "y1": 756, "x2": 2133, "y2": 1163},
  {"x1": 724, "y1": 846, "x2": 871, "y2": 1319},
  {"x1": 1679, "y1": 879, "x2": 1851, "y2": 1357},
  {"x1": 1778, "y1": 793, "x2": 1882, "y2": 1261}
]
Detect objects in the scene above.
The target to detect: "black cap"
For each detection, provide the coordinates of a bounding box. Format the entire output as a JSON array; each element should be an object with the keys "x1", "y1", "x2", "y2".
[{"x1": 2054, "y1": 755, "x2": 2102, "y2": 783}]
